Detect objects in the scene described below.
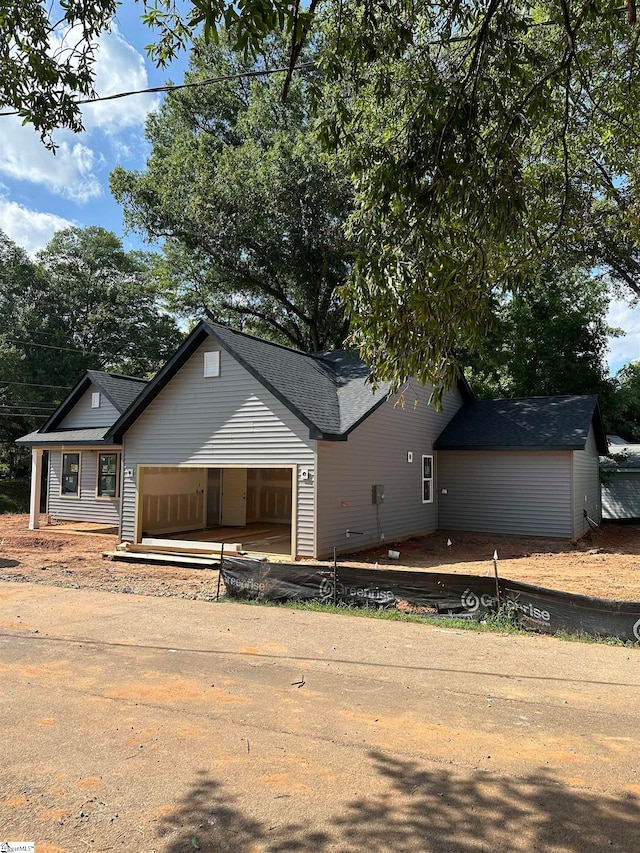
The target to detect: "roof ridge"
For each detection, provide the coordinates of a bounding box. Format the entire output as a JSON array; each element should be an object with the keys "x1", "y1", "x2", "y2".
[
  {"x1": 479, "y1": 394, "x2": 597, "y2": 403},
  {"x1": 205, "y1": 321, "x2": 325, "y2": 362},
  {"x1": 87, "y1": 369, "x2": 148, "y2": 383},
  {"x1": 206, "y1": 322, "x2": 341, "y2": 389}
]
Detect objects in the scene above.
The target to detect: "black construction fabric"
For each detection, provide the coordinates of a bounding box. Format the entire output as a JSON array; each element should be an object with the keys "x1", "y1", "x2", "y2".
[{"x1": 220, "y1": 560, "x2": 640, "y2": 643}]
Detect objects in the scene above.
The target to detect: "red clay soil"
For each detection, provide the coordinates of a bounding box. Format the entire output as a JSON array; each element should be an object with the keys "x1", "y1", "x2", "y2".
[
  {"x1": 1, "y1": 513, "x2": 640, "y2": 601},
  {"x1": 341, "y1": 525, "x2": 640, "y2": 601},
  {"x1": 0, "y1": 514, "x2": 222, "y2": 601}
]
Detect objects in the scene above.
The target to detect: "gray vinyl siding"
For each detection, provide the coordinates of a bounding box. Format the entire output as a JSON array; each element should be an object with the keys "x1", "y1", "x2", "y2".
[
  {"x1": 602, "y1": 474, "x2": 640, "y2": 519},
  {"x1": 572, "y1": 428, "x2": 601, "y2": 536},
  {"x1": 437, "y1": 450, "x2": 573, "y2": 538},
  {"x1": 47, "y1": 449, "x2": 120, "y2": 525},
  {"x1": 120, "y1": 340, "x2": 316, "y2": 556},
  {"x1": 316, "y1": 384, "x2": 464, "y2": 558},
  {"x1": 58, "y1": 385, "x2": 119, "y2": 428}
]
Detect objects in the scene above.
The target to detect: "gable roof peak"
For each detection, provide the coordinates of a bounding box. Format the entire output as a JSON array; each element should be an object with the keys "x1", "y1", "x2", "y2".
[{"x1": 40, "y1": 368, "x2": 148, "y2": 433}]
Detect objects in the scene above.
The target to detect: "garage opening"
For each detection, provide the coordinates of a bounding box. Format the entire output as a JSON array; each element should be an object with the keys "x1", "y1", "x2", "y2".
[{"x1": 137, "y1": 466, "x2": 293, "y2": 558}]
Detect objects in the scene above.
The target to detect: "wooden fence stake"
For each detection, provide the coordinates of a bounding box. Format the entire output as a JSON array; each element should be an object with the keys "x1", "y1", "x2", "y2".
[{"x1": 216, "y1": 543, "x2": 225, "y2": 601}]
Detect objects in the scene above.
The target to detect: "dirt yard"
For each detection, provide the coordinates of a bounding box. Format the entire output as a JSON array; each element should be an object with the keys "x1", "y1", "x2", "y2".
[
  {"x1": 1, "y1": 513, "x2": 640, "y2": 601},
  {"x1": 3, "y1": 583, "x2": 639, "y2": 852}
]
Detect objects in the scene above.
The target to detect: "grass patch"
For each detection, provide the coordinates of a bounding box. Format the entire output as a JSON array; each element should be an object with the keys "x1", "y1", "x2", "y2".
[
  {"x1": 553, "y1": 629, "x2": 640, "y2": 648},
  {"x1": 0, "y1": 478, "x2": 30, "y2": 514},
  {"x1": 223, "y1": 596, "x2": 527, "y2": 635},
  {"x1": 222, "y1": 596, "x2": 640, "y2": 647}
]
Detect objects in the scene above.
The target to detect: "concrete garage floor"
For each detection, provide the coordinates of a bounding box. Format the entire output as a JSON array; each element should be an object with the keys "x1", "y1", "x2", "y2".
[
  {"x1": 1, "y1": 583, "x2": 640, "y2": 852},
  {"x1": 165, "y1": 522, "x2": 292, "y2": 557}
]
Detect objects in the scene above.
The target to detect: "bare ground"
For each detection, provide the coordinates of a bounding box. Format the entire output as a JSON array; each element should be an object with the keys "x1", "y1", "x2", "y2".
[
  {"x1": 1, "y1": 513, "x2": 640, "y2": 601},
  {"x1": 1, "y1": 583, "x2": 640, "y2": 852}
]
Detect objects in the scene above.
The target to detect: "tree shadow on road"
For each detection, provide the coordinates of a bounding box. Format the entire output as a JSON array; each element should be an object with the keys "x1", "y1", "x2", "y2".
[{"x1": 158, "y1": 751, "x2": 640, "y2": 852}]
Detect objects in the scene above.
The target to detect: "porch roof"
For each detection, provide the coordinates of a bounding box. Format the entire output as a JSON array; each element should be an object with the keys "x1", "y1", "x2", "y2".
[{"x1": 15, "y1": 427, "x2": 117, "y2": 447}]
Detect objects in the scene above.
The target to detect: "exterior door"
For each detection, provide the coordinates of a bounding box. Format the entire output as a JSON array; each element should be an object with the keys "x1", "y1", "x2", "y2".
[{"x1": 221, "y1": 468, "x2": 247, "y2": 526}]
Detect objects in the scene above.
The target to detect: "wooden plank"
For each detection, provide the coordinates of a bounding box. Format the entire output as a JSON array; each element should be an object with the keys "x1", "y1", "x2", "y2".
[
  {"x1": 135, "y1": 537, "x2": 240, "y2": 554},
  {"x1": 104, "y1": 550, "x2": 219, "y2": 568}
]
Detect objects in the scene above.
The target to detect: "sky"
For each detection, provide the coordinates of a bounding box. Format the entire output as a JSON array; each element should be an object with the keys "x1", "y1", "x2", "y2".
[
  {"x1": 0, "y1": 4, "x2": 185, "y2": 256},
  {"x1": 1, "y1": 7, "x2": 639, "y2": 376}
]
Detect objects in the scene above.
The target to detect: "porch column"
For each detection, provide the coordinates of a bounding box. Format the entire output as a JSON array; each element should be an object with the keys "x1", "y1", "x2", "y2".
[{"x1": 28, "y1": 448, "x2": 43, "y2": 530}]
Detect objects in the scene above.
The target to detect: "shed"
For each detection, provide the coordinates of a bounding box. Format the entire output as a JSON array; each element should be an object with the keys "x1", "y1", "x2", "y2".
[{"x1": 600, "y1": 445, "x2": 640, "y2": 520}]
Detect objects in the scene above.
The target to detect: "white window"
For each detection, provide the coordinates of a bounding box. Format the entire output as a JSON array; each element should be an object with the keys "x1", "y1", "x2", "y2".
[
  {"x1": 61, "y1": 453, "x2": 81, "y2": 497},
  {"x1": 204, "y1": 351, "x2": 221, "y2": 377},
  {"x1": 91, "y1": 391, "x2": 101, "y2": 408},
  {"x1": 422, "y1": 455, "x2": 434, "y2": 503},
  {"x1": 97, "y1": 453, "x2": 120, "y2": 498}
]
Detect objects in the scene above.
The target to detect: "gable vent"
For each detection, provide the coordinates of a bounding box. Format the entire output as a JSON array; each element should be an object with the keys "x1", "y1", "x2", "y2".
[
  {"x1": 91, "y1": 391, "x2": 101, "y2": 408},
  {"x1": 204, "y1": 351, "x2": 221, "y2": 378}
]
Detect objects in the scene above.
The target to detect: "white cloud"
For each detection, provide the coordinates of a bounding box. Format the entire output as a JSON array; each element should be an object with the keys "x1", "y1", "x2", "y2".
[
  {"x1": 0, "y1": 116, "x2": 103, "y2": 202},
  {"x1": 82, "y1": 25, "x2": 160, "y2": 133},
  {"x1": 0, "y1": 24, "x2": 157, "y2": 203},
  {"x1": 607, "y1": 297, "x2": 640, "y2": 375},
  {"x1": 0, "y1": 198, "x2": 74, "y2": 256}
]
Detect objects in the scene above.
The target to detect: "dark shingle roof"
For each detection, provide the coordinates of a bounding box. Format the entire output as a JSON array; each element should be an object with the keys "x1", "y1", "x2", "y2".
[
  {"x1": 208, "y1": 324, "x2": 391, "y2": 436},
  {"x1": 15, "y1": 427, "x2": 112, "y2": 447},
  {"x1": 434, "y1": 395, "x2": 607, "y2": 452},
  {"x1": 109, "y1": 320, "x2": 473, "y2": 442},
  {"x1": 86, "y1": 370, "x2": 148, "y2": 413},
  {"x1": 35, "y1": 370, "x2": 148, "y2": 435}
]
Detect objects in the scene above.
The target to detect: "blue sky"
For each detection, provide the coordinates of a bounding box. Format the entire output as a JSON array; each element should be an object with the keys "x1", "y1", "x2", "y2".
[
  {"x1": 0, "y1": 7, "x2": 639, "y2": 375},
  {"x1": 0, "y1": 6, "x2": 187, "y2": 255}
]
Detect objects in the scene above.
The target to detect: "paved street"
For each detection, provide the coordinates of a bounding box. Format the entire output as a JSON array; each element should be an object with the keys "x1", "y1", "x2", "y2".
[{"x1": 1, "y1": 581, "x2": 639, "y2": 852}]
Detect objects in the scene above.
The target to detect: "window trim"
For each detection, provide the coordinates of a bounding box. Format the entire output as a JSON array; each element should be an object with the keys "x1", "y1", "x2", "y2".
[
  {"x1": 422, "y1": 454, "x2": 434, "y2": 504},
  {"x1": 60, "y1": 452, "x2": 81, "y2": 499},
  {"x1": 96, "y1": 452, "x2": 121, "y2": 500}
]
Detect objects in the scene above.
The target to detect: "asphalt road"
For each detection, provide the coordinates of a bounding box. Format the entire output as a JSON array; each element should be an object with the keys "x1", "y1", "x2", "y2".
[{"x1": 1, "y1": 581, "x2": 639, "y2": 852}]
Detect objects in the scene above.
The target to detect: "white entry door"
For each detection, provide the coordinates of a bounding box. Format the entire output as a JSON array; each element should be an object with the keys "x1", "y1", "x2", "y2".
[{"x1": 221, "y1": 468, "x2": 247, "y2": 526}]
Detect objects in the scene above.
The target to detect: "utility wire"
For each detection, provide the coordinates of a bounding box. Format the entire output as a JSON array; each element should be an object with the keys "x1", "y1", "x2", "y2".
[
  {"x1": 4, "y1": 339, "x2": 85, "y2": 353},
  {"x1": 0, "y1": 63, "x2": 315, "y2": 118},
  {"x1": 0, "y1": 380, "x2": 69, "y2": 389},
  {"x1": 0, "y1": 403, "x2": 57, "y2": 409}
]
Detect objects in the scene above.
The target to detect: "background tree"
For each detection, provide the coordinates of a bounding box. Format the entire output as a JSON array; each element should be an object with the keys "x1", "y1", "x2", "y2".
[
  {"x1": 36, "y1": 226, "x2": 183, "y2": 375},
  {"x1": 7, "y1": 1, "x2": 640, "y2": 396},
  {"x1": 0, "y1": 232, "x2": 56, "y2": 479},
  {"x1": 606, "y1": 362, "x2": 640, "y2": 443},
  {"x1": 465, "y1": 266, "x2": 616, "y2": 402},
  {"x1": 111, "y1": 34, "x2": 352, "y2": 352},
  {"x1": 0, "y1": 226, "x2": 182, "y2": 480}
]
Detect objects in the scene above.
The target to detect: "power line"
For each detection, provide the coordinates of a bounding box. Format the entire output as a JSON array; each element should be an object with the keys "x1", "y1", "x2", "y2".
[
  {"x1": 0, "y1": 403, "x2": 57, "y2": 409},
  {"x1": 0, "y1": 380, "x2": 69, "y2": 389},
  {"x1": 4, "y1": 339, "x2": 85, "y2": 353},
  {"x1": 0, "y1": 63, "x2": 315, "y2": 118},
  {"x1": 0, "y1": 402, "x2": 61, "y2": 409}
]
